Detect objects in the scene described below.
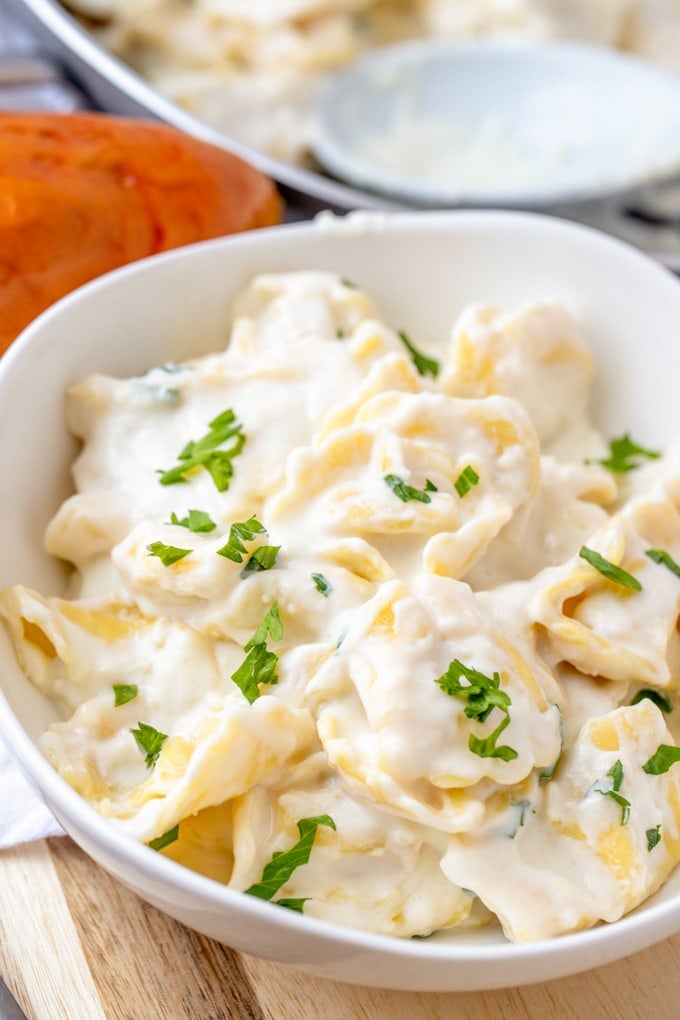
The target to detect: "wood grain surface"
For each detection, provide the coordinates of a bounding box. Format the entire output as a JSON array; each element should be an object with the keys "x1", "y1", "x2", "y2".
[{"x1": 0, "y1": 836, "x2": 679, "y2": 1020}]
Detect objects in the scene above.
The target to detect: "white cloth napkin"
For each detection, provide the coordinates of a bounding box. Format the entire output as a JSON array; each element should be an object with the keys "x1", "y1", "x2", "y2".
[{"x1": 0, "y1": 735, "x2": 64, "y2": 848}]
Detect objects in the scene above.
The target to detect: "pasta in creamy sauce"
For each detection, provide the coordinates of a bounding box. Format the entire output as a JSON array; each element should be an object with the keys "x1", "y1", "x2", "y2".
[
  {"x1": 2, "y1": 271, "x2": 680, "y2": 942},
  {"x1": 63, "y1": 0, "x2": 680, "y2": 163}
]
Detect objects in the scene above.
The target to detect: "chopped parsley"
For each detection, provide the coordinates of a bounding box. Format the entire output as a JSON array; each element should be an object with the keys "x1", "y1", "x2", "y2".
[
  {"x1": 646, "y1": 548, "x2": 680, "y2": 580},
  {"x1": 397, "y1": 330, "x2": 440, "y2": 379},
  {"x1": 630, "y1": 689, "x2": 673, "y2": 714},
  {"x1": 384, "y1": 473, "x2": 432, "y2": 504},
  {"x1": 130, "y1": 721, "x2": 168, "y2": 768},
  {"x1": 646, "y1": 825, "x2": 662, "y2": 851},
  {"x1": 592, "y1": 759, "x2": 630, "y2": 825},
  {"x1": 216, "y1": 516, "x2": 267, "y2": 562},
  {"x1": 158, "y1": 408, "x2": 245, "y2": 491},
  {"x1": 231, "y1": 602, "x2": 283, "y2": 704},
  {"x1": 241, "y1": 545, "x2": 281, "y2": 578},
  {"x1": 508, "y1": 799, "x2": 533, "y2": 838},
  {"x1": 146, "y1": 541, "x2": 191, "y2": 567},
  {"x1": 311, "y1": 573, "x2": 332, "y2": 596},
  {"x1": 148, "y1": 825, "x2": 179, "y2": 852},
  {"x1": 468, "y1": 713, "x2": 518, "y2": 762},
  {"x1": 113, "y1": 684, "x2": 138, "y2": 707},
  {"x1": 340, "y1": 278, "x2": 358, "y2": 289},
  {"x1": 454, "y1": 465, "x2": 480, "y2": 498},
  {"x1": 434, "y1": 659, "x2": 517, "y2": 761},
  {"x1": 244, "y1": 814, "x2": 336, "y2": 910},
  {"x1": 435, "y1": 659, "x2": 510, "y2": 723},
  {"x1": 590, "y1": 433, "x2": 661, "y2": 473},
  {"x1": 642, "y1": 744, "x2": 680, "y2": 775},
  {"x1": 424, "y1": 479, "x2": 438, "y2": 492},
  {"x1": 169, "y1": 509, "x2": 217, "y2": 533},
  {"x1": 579, "y1": 546, "x2": 642, "y2": 591}
]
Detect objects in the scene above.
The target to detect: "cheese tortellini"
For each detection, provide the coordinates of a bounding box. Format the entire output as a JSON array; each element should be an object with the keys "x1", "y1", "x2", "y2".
[{"x1": 2, "y1": 270, "x2": 680, "y2": 944}]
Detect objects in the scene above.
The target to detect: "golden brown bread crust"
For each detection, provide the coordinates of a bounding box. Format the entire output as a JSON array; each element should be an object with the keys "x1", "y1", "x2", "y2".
[{"x1": 0, "y1": 112, "x2": 283, "y2": 353}]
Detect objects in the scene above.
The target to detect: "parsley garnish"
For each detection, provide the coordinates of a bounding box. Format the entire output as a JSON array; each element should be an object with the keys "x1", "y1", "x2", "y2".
[
  {"x1": 592, "y1": 759, "x2": 630, "y2": 824},
  {"x1": 169, "y1": 509, "x2": 217, "y2": 533},
  {"x1": 424, "y1": 479, "x2": 438, "y2": 492},
  {"x1": 216, "y1": 516, "x2": 267, "y2": 562},
  {"x1": 646, "y1": 548, "x2": 680, "y2": 580},
  {"x1": 646, "y1": 825, "x2": 662, "y2": 851},
  {"x1": 435, "y1": 659, "x2": 510, "y2": 722},
  {"x1": 434, "y1": 659, "x2": 517, "y2": 761},
  {"x1": 631, "y1": 689, "x2": 672, "y2": 714},
  {"x1": 468, "y1": 713, "x2": 519, "y2": 761},
  {"x1": 384, "y1": 473, "x2": 432, "y2": 504},
  {"x1": 244, "y1": 815, "x2": 336, "y2": 909},
  {"x1": 397, "y1": 330, "x2": 440, "y2": 378},
  {"x1": 591, "y1": 433, "x2": 661, "y2": 473},
  {"x1": 147, "y1": 541, "x2": 192, "y2": 566},
  {"x1": 130, "y1": 721, "x2": 168, "y2": 767},
  {"x1": 241, "y1": 545, "x2": 280, "y2": 578},
  {"x1": 579, "y1": 546, "x2": 642, "y2": 591},
  {"x1": 642, "y1": 745, "x2": 680, "y2": 775},
  {"x1": 231, "y1": 602, "x2": 283, "y2": 703},
  {"x1": 509, "y1": 799, "x2": 532, "y2": 838},
  {"x1": 454, "y1": 465, "x2": 480, "y2": 498},
  {"x1": 158, "y1": 409, "x2": 245, "y2": 491},
  {"x1": 311, "y1": 573, "x2": 332, "y2": 596},
  {"x1": 148, "y1": 825, "x2": 179, "y2": 852},
  {"x1": 113, "y1": 684, "x2": 138, "y2": 707},
  {"x1": 340, "y1": 278, "x2": 358, "y2": 289}
]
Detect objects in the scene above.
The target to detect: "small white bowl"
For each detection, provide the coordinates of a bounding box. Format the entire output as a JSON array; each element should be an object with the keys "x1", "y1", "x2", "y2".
[{"x1": 1, "y1": 211, "x2": 680, "y2": 991}]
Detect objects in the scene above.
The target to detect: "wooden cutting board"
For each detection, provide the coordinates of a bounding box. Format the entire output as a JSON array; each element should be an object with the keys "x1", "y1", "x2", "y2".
[{"x1": 1, "y1": 839, "x2": 680, "y2": 1019}]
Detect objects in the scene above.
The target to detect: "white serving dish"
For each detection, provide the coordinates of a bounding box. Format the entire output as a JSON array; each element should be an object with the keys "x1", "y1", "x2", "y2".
[{"x1": 1, "y1": 210, "x2": 680, "y2": 991}]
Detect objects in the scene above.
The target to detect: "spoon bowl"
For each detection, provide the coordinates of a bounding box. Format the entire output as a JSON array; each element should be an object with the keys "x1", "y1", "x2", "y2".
[{"x1": 312, "y1": 41, "x2": 680, "y2": 208}]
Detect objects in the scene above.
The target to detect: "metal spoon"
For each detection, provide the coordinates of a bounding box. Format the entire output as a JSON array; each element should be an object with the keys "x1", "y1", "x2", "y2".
[{"x1": 312, "y1": 40, "x2": 680, "y2": 208}]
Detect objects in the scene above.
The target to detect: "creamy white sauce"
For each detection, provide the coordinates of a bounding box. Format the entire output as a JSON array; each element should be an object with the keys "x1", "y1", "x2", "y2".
[{"x1": 2, "y1": 271, "x2": 680, "y2": 942}]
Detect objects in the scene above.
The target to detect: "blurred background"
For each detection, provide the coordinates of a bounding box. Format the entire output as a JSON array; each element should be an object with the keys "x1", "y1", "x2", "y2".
[{"x1": 2, "y1": 0, "x2": 680, "y2": 265}]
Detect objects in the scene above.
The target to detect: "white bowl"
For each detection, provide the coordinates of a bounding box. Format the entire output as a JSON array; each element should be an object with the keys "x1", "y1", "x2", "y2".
[{"x1": 1, "y1": 211, "x2": 680, "y2": 992}]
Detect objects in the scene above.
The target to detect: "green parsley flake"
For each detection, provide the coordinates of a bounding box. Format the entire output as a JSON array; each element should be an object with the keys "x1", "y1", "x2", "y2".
[
  {"x1": 468, "y1": 712, "x2": 518, "y2": 762},
  {"x1": 435, "y1": 658, "x2": 518, "y2": 761},
  {"x1": 113, "y1": 684, "x2": 138, "y2": 707},
  {"x1": 435, "y1": 659, "x2": 510, "y2": 723},
  {"x1": 340, "y1": 278, "x2": 358, "y2": 289},
  {"x1": 384, "y1": 473, "x2": 432, "y2": 504},
  {"x1": 158, "y1": 408, "x2": 245, "y2": 491},
  {"x1": 147, "y1": 541, "x2": 192, "y2": 567},
  {"x1": 148, "y1": 825, "x2": 179, "y2": 852},
  {"x1": 592, "y1": 760, "x2": 630, "y2": 825},
  {"x1": 241, "y1": 545, "x2": 281, "y2": 578},
  {"x1": 646, "y1": 548, "x2": 680, "y2": 580},
  {"x1": 130, "y1": 721, "x2": 168, "y2": 768},
  {"x1": 397, "y1": 330, "x2": 440, "y2": 379},
  {"x1": 646, "y1": 825, "x2": 662, "y2": 851},
  {"x1": 509, "y1": 799, "x2": 532, "y2": 839},
  {"x1": 591, "y1": 433, "x2": 661, "y2": 473},
  {"x1": 311, "y1": 573, "x2": 332, "y2": 596},
  {"x1": 244, "y1": 815, "x2": 336, "y2": 909},
  {"x1": 642, "y1": 744, "x2": 680, "y2": 775},
  {"x1": 579, "y1": 546, "x2": 642, "y2": 591},
  {"x1": 454, "y1": 465, "x2": 480, "y2": 498},
  {"x1": 169, "y1": 509, "x2": 217, "y2": 533},
  {"x1": 216, "y1": 516, "x2": 267, "y2": 563},
  {"x1": 424, "y1": 479, "x2": 438, "y2": 492},
  {"x1": 630, "y1": 689, "x2": 673, "y2": 714},
  {"x1": 231, "y1": 602, "x2": 283, "y2": 704}
]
